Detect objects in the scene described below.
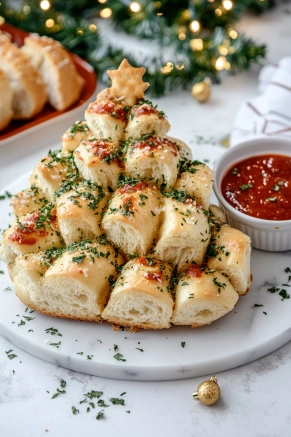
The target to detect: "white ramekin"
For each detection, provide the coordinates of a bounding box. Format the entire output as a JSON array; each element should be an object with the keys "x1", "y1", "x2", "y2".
[{"x1": 213, "y1": 137, "x2": 291, "y2": 252}]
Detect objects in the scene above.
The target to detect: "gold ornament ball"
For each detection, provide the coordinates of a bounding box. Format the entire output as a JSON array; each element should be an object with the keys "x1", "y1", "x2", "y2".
[
  {"x1": 193, "y1": 376, "x2": 221, "y2": 406},
  {"x1": 191, "y1": 78, "x2": 211, "y2": 103}
]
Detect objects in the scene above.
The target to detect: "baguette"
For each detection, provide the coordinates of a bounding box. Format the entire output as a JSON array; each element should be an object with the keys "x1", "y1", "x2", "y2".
[
  {"x1": 102, "y1": 181, "x2": 160, "y2": 256},
  {"x1": 207, "y1": 221, "x2": 251, "y2": 295},
  {"x1": 56, "y1": 181, "x2": 108, "y2": 245},
  {"x1": 102, "y1": 256, "x2": 173, "y2": 329},
  {"x1": 124, "y1": 102, "x2": 170, "y2": 140},
  {"x1": 62, "y1": 121, "x2": 94, "y2": 153},
  {"x1": 171, "y1": 265, "x2": 239, "y2": 327},
  {"x1": 10, "y1": 187, "x2": 50, "y2": 217},
  {"x1": 74, "y1": 139, "x2": 122, "y2": 191},
  {"x1": 174, "y1": 160, "x2": 214, "y2": 210},
  {"x1": 21, "y1": 34, "x2": 84, "y2": 111},
  {"x1": 155, "y1": 195, "x2": 210, "y2": 271},
  {"x1": 85, "y1": 100, "x2": 126, "y2": 143},
  {"x1": 30, "y1": 150, "x2": 79, "y2": 203},
  {"x1": 124, "y1": 136, "x2": 179, "y2": 190},
  {"x1": 0, "y1": 205, "x2": 62, "y2": 264},
  {"x1": 0, "y1": 68, "x2": 13, "y2": 131},
  {"x1": 0, "y1": 37, "x2": 47, "y2": 119},
  {"x1": 12, "y1": 240, "x2": 124, "y2": 321}
]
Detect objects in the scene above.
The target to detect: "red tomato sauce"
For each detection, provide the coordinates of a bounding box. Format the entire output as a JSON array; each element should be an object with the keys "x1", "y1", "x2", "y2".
[
  {"x1": 87, "y1": 140, "x2": 123, "y2": 168},
  {"x1": 221, "y1": 154, "x2": 291, "y2": 220},
  {"x1": 131, "y1": 104, "x2": 160, "y2": 118},
  {"x1": 9, "y1": 211, "x2": 51, "y2": 245},
  {"x1": 185, "y1": 265, "x2": 202, "y2": 278},
  {"x1": 134, "y1": 137, "x2": 178, "y2": 157},
  {"x1": 143, "y1": 271, "x2": 163, "y2": 283},
  {"x1": 89, "y1": 101, "x2": 126, "y2": 122},
  {"x1": 119, "y1": 181, "x2": 149, "y2": 194}
]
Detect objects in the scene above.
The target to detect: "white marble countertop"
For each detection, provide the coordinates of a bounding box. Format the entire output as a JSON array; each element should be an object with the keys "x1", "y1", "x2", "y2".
[{"x1": 1, "y1": 5, "x2": 291, "y2": 436}]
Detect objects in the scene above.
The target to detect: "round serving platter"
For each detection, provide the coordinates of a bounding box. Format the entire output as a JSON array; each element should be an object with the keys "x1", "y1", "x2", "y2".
[{"x1": 0, "y1": 145, "x2": 290, "y2": 381}]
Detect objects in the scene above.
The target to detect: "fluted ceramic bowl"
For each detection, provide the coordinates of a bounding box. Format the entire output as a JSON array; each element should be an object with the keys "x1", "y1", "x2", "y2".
[{"x1": 214, "y1": 137, "x2": 291, "y2": 251}]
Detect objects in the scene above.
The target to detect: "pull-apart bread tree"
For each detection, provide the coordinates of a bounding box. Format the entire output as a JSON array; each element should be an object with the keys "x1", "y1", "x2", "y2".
[{"x1": 0, "y1": 59, "x2": 252, "y2": 330}]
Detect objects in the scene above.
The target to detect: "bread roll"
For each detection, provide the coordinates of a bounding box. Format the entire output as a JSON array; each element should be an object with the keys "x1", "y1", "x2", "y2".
[
  {"x1": 0, "y1": 205, "x2": 63, "y2": 264},
  {"x1": 11, "y1": 186, "x2": 49, "y2": 217},
  {"x1": 166, "y1": 136, "x2": 193, "y2": 160},
  {"x1": 124, "y1": 102, "x2": 170, "y2": 140},
  {"x1": 124, "y1": 135, "x2": 179, "y2": 190},
  {"x1": 102, "y1": 256, "x2": 173, "y2": 329},
  {"x1": 0, "y1": 68, "x2": 13, "y2": 131},
  {"x1": 0, "y1": 37, "x2": 47, "y2": 119},
  {"x1": 62, "y1": 121, "x2": 94, "y2": 153},
  {"x1": 21, "y1": 34, "x2": 84, "y2": 111},
  {"x1": 12, "y1": 240, "x2": 124, "y2": 321},
  {"x1": 102, "y1": 181, "x2": 160, "y2": 256},
  {"x1": 56, "y1": 181, "x2": 108, "y2": 245},
  {"x1": 85, "y1": 100, "x2": 127, "y2": 143},
  {"x1": 171, "y1": 265, "x2": 239, "y2": 327},
  {"x1": 74, "y1": 139, "x2": 123, "y2": 191},
  {"x1": 154, "y1": 194, "x2": 210, "y2": 271},
  {"x1": 207, "y1": 221, "x2": 251, "y2": 295},
  {"x1": 174, "y1": 159, "x2": 214, "y2": 210},
  {"x1": 30, "y1": 150, "x2": 79, "y2": 203}
]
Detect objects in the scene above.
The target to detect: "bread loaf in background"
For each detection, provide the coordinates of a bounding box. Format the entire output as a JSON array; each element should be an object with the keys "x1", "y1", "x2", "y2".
[
  {"x1": 21, "y1": 34, "x2": 84, "y2": 111},
  {"x1": 0, "y1": 34, "x2": 47, "y2": 120},
  {"x1": 0, "y1": 68, "x2": 13, "y2": 131}
]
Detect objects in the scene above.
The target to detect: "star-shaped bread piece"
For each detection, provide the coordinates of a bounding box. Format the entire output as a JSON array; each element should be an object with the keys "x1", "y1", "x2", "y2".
[{"x1": 106, "y1": 59, "x2": 150, "y2": 106}]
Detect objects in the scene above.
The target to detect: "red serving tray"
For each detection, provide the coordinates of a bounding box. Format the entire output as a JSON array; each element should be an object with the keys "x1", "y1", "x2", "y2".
[{"x1": 0, "y1": 22, "x2": 97, "y2": 142}]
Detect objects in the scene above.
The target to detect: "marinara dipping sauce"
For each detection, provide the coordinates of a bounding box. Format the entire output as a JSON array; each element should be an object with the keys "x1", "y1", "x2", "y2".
[{"x1": 221, "y1": 154, "x2": 291, "y2": 221}]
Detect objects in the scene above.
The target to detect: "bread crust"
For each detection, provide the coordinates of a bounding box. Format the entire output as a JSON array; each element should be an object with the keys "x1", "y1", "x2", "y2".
[{"x1": 22, "y1": 35, "x2": 84, "y2": 111}]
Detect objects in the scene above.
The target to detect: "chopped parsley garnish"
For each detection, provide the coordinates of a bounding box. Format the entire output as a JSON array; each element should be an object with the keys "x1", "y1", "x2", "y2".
[
  {"x1": 114, "y1": 353, "x2": 126, "y2": 362},
  {"x1": 72, "y1": 406, "x2": 79, "y2": 415},
  {"x1": 96, "y1": 410, "x2": 105, "y2": 420},
  {"x1": 213, "y1": 277, "x2": 226, "y2": 293},
  {"x1": 72, "y1": 254, "x2": 86, "y2": 264},
  {"x1": 49, "y1": 341, "x2": 61, "y2": 348},
  {"x1": 253, "y1": 304, "x2": 263, "y2": 307},
  {"x1": 181, "y1": 342, "x2": 186, "y2": 348},
  {"x1": 279, "y1": 289, "x2": 290, "y2": 300},
  {"x1": 240, "y1": 184, "x2": 253, "y2": 191},
  {"x1": 110, "y1": 398, "x2": 125, "y2": 405},
  {"x1": 45, "y1": 327, "x2": 62, "y2": 336},
  {"x1": 5, "y1": 349, "x2": 17, "y2": 360}
]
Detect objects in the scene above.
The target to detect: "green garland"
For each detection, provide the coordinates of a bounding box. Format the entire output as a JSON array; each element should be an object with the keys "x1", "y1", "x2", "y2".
[{"x1": 0, "y1": 0, "x2": 274, "y2": 96}]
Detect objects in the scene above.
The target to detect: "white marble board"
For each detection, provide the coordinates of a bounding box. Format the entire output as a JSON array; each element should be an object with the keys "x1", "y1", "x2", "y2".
[{"x1": 0, "y1": 144, "x2": 290, "y2": 381}]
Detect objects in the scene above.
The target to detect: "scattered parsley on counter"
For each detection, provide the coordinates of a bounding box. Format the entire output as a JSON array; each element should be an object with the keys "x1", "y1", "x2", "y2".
[
  {"x1": 72, "y1": 406, "x2": 79, "y2": 415},
  {"x1": 5, "y1": 349, "x2": 17, "y2": 360},
  {"x1": 253, "y1": 304, "x2": 263, "y2": 307},
  {"x1": 96, "y1": 410, "x2": 105, "y2": 420},
  {"x1": 181, "y1": 342, "x2": 186, "y2": 348},
  {"x1": 110, "y1": 398, "x2": 125, "y2": 405}
]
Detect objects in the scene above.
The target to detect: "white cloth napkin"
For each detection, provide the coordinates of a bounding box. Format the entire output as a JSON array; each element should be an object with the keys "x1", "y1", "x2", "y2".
[{"x1": 231, "y1": 57, "x2": 291, "y2": 146}]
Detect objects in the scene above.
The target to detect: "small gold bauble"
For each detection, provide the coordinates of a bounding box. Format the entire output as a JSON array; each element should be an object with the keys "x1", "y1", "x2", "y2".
[
  {"x1": 191, "y1": 78, "x2": 211, "y2": 103},
  {"x1": 193, "y1": 376, "x2": 221, "y2": 406}
]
